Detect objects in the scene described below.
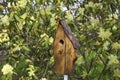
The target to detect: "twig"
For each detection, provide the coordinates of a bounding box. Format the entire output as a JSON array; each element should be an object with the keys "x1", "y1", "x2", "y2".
[
  {"x1": 88, "y1": 58, "x2": 94, "y2": 73},
  {"x1": 98, "y1": 59, "x2": 109, "y2": 80},
  {"x1": 42, "y1": 62, "x2": 49, "y2": 78},
  {"x1": 82, "y1": 52, "x2": 89, "y2": 73},
  {"x1": 82, "y1": 52, "x2": 89, "y2": 80},
  {"x1": 98, "y1": 55, "x2": 105, "y2": 65}
]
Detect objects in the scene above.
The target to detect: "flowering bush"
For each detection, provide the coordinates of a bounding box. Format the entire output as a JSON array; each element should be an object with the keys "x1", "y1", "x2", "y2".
[{"x1": 0, "y1": 0, "x2": 120, "y2": 80}]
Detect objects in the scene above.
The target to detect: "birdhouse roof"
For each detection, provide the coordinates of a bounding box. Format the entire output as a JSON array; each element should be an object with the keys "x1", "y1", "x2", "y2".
[{"x1": 59, "y1": 19, "x2": 80, "y2": 49}]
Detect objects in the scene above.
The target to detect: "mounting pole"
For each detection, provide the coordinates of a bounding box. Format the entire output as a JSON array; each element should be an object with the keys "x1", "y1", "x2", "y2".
[{"x1": 64, "y1": 75, "x2": 68, "y2": 80}]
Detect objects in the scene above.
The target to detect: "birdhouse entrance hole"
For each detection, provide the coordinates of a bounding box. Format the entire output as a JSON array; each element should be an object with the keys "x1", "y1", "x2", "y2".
[{"x1": 59, "y1": 39, "x2": 64, "y2": 45}]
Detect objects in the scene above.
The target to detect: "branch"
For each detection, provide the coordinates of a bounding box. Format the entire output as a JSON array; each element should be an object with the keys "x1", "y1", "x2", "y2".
[
  {"x1": 0, "y1": 2, "x2": 7, "y2": 7},
  {"x1": 98, "y1": 59, "x2": 109, "y2": 80},
  {"x1": 82, "y1": 52, "x2": 89, "y2": 73},
  {"x1": 88, "y1": 58, "x2": 94, "y2": 73},
  {"x1": 42, "y1": 61, "x2": 49, "y2": 78}
]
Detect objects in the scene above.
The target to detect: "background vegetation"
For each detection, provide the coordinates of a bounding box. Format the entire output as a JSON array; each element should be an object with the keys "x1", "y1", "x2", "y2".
[{"x1": 0, "y1": 0, "x2": 120, "y2": 80}]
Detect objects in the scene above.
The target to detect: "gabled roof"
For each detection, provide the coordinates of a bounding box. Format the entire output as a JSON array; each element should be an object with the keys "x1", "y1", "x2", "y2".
[{"x1": 59, "y1": 19, "x2": 80, "y2": 49}]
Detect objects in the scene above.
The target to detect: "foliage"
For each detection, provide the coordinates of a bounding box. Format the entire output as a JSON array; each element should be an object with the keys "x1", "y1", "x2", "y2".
[{"x1": 0, "y1": 0, "x2": 120, "y2": 80}]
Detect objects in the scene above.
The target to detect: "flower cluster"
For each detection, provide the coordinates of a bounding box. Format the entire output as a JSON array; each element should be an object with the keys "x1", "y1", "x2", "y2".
[
  {"x1": 108, "y1": 55, "x2": 119, "y2": 66},
  {"x1": 1, "y1": 64, "x2": 13, "y2": 75},
  {"x1": 0, "y1": 30, "x2": 10, "y2": 43},
  {"x1": 27, "y1": 65, "x2": 36, "y2": 77},
  {"x1": 98, "y1": 28, "x2": 112, "y2": 40},
  {"x1": 112, "y1": 42, "x2": 120, "y2": 50},
  {"x1": 1, "y1": 15, "x2": 9, "y2": 26},
  {"x1": 103, "y1": 41, "x2": 110, "y2": 50},
  {"x1": 114, "y1": 68, "x2": 120, "y2": 78},
  {"x1": 40, "y1": 78, "x2": 47, "y2": 80},
  {"x1": 16, "y1": 0, "x2": 28, "y2": 8}
]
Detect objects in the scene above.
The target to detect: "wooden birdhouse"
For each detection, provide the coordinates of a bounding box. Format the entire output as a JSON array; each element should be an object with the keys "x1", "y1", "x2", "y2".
[{"x1": 53, "y1": 19, "x2": 80, "y2": 74}]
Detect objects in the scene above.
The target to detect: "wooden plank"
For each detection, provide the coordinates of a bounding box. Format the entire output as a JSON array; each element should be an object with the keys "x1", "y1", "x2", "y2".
[
  {"x1": 64, "y1": 34, "x2": 77, "y2": 74},
  {"x1": 53, "y1": 25, "x2": 65, "y2": 74}
]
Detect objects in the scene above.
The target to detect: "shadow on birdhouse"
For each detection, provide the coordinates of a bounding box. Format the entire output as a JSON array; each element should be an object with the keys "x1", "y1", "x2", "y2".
[{"x1": 53, "y1": 19, "x2": 80, "y2": 75}]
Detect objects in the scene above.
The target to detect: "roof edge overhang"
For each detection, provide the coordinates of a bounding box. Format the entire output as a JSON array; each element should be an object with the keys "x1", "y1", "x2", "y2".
[{"x1": 59, "y1": 19, "x2": 80, "y2": 49}]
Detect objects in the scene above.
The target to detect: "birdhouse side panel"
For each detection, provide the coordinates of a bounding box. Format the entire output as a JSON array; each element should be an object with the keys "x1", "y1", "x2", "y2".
[
  {"x1": 65, "y1": 35, "x2": 77, "y2": 74},
  {"x1": 53, "y1": 25, "x2": 66, "y2": 74}
]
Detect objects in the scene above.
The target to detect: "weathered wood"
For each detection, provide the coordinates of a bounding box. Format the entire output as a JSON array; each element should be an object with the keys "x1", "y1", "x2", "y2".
[
  {"x1": 53, "y1": 19, "x2": 79, "y2": 74},
  {"x1": 65, "y1": 34, "x2": 77, "y2": 74},
  {"x1": 53, "y1": 25, "x2": 65, "y2": 74}
]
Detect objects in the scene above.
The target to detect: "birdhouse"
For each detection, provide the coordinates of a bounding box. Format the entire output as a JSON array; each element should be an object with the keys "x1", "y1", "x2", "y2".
[{"x1": 53, "y1": 19, "x2": 80, "y2": 74}]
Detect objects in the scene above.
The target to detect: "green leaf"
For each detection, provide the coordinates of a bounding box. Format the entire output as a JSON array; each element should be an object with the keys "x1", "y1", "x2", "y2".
[
  {"x1": 22, "y1": 46, "x2": 30, "y2": 51},
  {"x1": 21, "y1": 13, "x2": 27, "y2": 20},
  {"x1": 15, "y1": 15, "x2": 20, "y2": 21},
  {"x1": 87, "y1": 51, "x2": 97, "y2": 60}
]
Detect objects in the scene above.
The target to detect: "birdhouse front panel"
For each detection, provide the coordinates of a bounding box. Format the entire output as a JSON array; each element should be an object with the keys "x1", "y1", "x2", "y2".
[{"x1": 53, "y1": 24, "x2": 66, "y2": 74}]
